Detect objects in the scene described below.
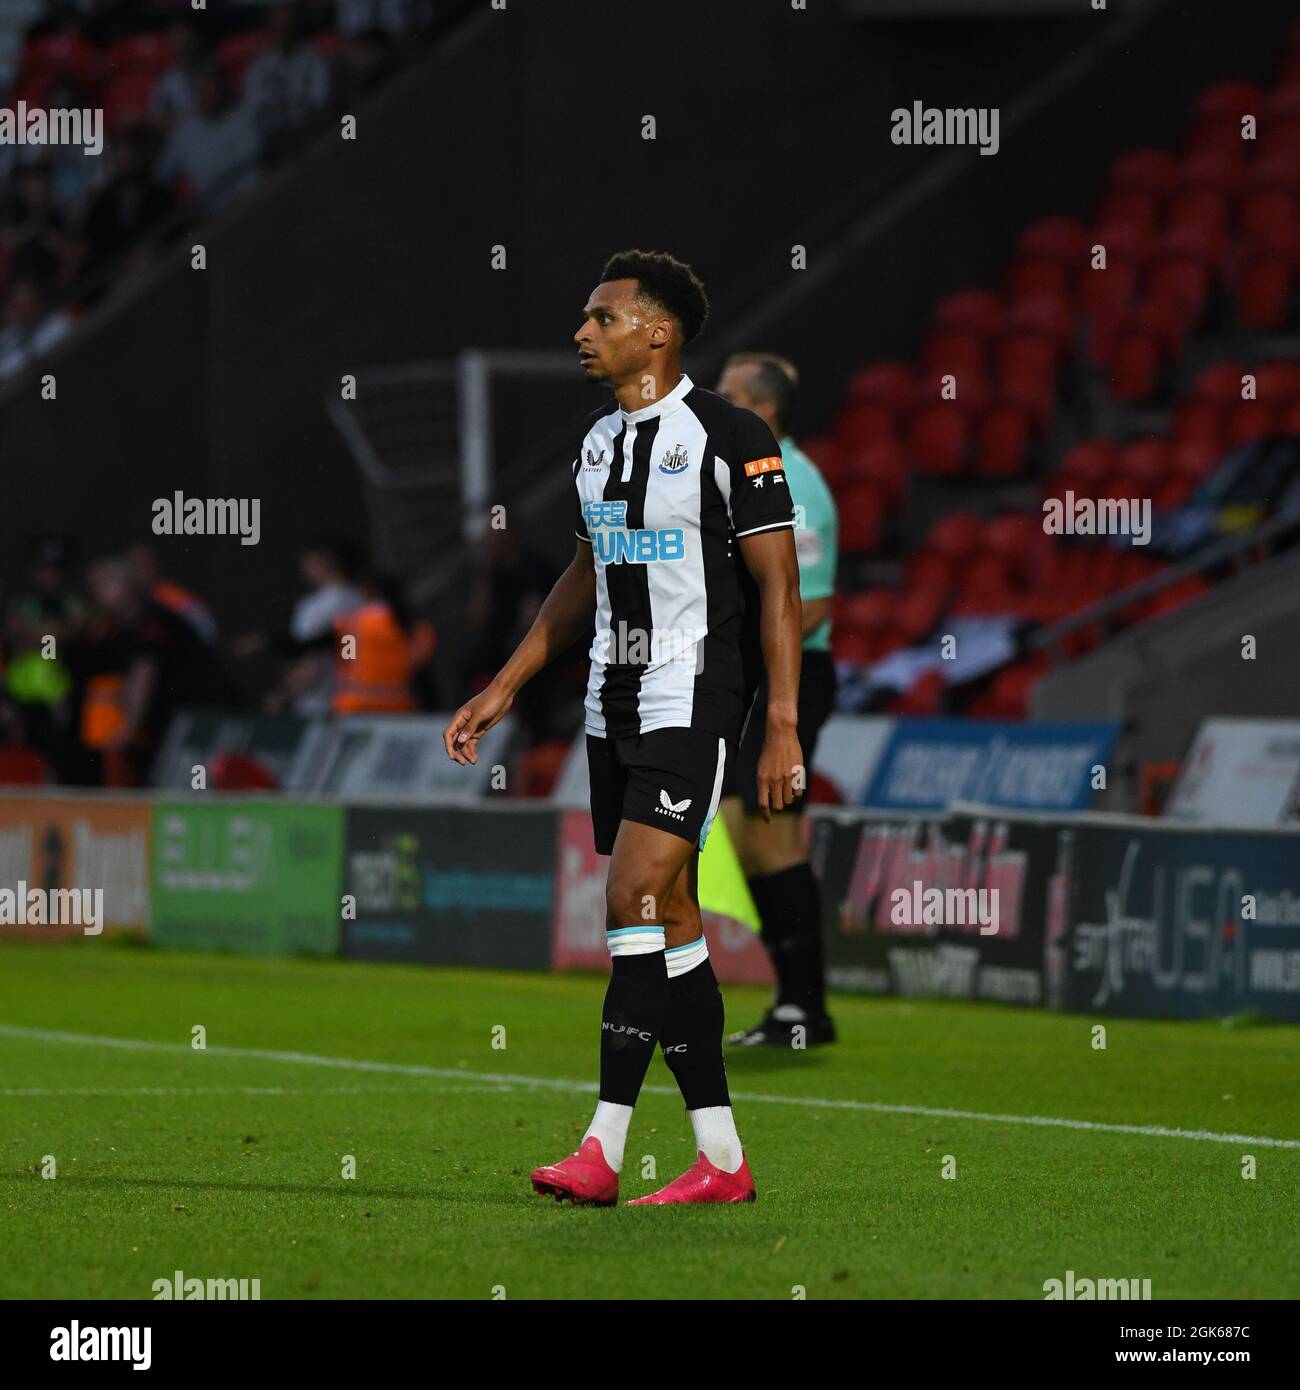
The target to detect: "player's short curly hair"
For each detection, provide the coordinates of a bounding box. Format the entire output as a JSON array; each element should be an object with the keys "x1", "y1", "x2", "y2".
[{"x1": 600, "y1": 249, "x2": 710, "y2": 345}]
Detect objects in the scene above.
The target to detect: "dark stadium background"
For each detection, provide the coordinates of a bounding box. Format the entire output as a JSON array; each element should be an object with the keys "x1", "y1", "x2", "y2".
[{"x1": 4, "y1": 0, "x2": 1295, "y2": 760}]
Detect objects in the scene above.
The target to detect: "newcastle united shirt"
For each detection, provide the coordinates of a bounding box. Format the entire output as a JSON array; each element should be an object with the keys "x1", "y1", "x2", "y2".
[{"x1": 571, "y1": 373, "x2": 795, "y2": 741}]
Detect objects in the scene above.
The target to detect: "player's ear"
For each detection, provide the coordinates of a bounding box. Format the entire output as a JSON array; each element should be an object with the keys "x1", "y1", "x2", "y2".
[{"x1": 648, "y1": 313, "x2": 674, "y2": 349}]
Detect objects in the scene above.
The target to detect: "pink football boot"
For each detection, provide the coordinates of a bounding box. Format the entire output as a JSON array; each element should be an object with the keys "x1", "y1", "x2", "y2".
[
  {"x1": 530, "y1": 1136, "x2": 619, "y2": 1207},
  {"x1": 625, "y1": 1151, "x2": 756, "y2": 1205}
]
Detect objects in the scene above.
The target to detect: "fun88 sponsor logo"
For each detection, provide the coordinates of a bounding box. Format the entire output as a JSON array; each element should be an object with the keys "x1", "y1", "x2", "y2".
[{"x1": 584, "y1": 499, "x2": 684, "y2": 565}]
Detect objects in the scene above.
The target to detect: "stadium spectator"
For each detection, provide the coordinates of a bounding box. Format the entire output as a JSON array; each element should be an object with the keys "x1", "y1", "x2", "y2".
[
  {"x1": 0, "y1": 276, "x2": 74, "y2": 379},
  {"x1": 149, "y1": 15, "x2": 208, "y2": 129},
  {"x1": 331, "y1": 575, "x2": 417, "y2": 715},
  {"x1": 336, "y1": 0, "x2": 434, "y2": 39},
  {"x1": 79, "y1": 126, "x2": 176, "y2": 289},
  {"x1": 242, "y1": 1, "x2": 331, "y2": 153},
  {"x1": 234, "y1": 538, "x2": 364, "y2": 716},
  {"x1": 124, "y1": 543, "x2": 218, "y2": 646},
  {"x1": 157, "y1": 65, "x2": 262, "y2": 217},
  {"x1": 0, "y1": 161, "x2": 73, "y2": 292},
  {"x1": 2, "y1": 538, "x2": 86, "y2": 782},
  {"x1": 81, "y1": 555, "x2": 237, "y2": 784}
]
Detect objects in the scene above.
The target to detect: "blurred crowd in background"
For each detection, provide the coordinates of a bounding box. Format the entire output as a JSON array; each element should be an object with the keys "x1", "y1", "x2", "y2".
[
  {"x1": 0, "y1": 529, "x2": 587, "y2": 789},
  {"x1": 0, "y1": 0, "x2": 438, "y2": 380}
]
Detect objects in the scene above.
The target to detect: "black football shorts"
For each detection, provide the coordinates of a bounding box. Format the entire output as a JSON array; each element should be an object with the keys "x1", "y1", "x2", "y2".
[
  {"x1": 723, "y1": 648, "x2": 838, "y2": 816},
  {"x1": 587, "y1": 726, "x2": 735, "y2": 857}
]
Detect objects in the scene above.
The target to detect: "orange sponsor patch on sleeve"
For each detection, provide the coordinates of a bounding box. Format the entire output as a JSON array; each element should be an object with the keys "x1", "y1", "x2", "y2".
[{"x1": 743, "y1": 456, "x2": 784, "y2": 478}]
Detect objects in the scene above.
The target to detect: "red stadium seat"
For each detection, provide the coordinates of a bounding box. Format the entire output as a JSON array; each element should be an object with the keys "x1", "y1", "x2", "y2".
[
  {"x1": 834, "y1": 400, "x2": 899, "y2": 449},
  {"x1": 1225, "y1": 401, "x2": 1276, "y2": 446},
  {"x1": 847, "y1": 440, "x2": 908, "y2": 509},
  {"x1": 105, "y1": 33, "x2": 173, "y2": 76},
  {"x1": 103, "y1": 70, "x2": 157, "y2": 132},
  {"x1": 895, "y1": 587, "x2": 947, "y2": 644},
  {"x1": 17, "y1": 32, "x2": 103, "y2": 97},
  {"x1": 831, "y1": 629, "x2": 875, "y2": 665},
  {"x1": 1154, "y1": 473, "x2": 1198, "y2": 510},
  {"x1": 1245, "y1": 150, "x2": 1300, "y2": 193},
  {"x1": 1196, "y1": 80, "x2": 1264, "y2": 122},
  {"x1": 1237, "y1": 189, "x2": 1298, "y2": 244},
  {"x1": 1079, "y1": 255, "x2": 1139, "y2": 324},
  {"x1": 981, "y1": 512, "x2": 1038, "y2": 570},
  {"x1": 1104, "y1": 324, "x2": 1161, "y2": 402},
  {"x1": 1255, "y1": 362, "x2": 1300, "y2": 404},
  {"x1": 838, "y1": 482, "x2": 886, "y2": 552},
  {"x1": 1172, "y1": 398, "x2": 1225, "y2": 451},
  {"x1": 845, "y1": 362, "x2": 918, "y2": 410},
  {"x1": 904, "y1": 549, "x2": 954, "y2": 597},
  {"x1": 1118, "y1": 439, "x2": 1172, "y2": 489},
  {"x1": 907, "y1": 404, "x2": 970, "y2": 476},
  {"x1": 995, "y1": 333, "x2": 1057, "y2": 428},
  {"x1": 513, "y1": 739, "x2": 570, "y2": 797},
  {"x1": 973, "y1": 657, "x2": 1049, "y2": 720},
  {"x1": 1172, "y1": 439, "x2": 1220, "y2": 482},
  {"x1": 839, "y1": 588, "x2": 898, "y2": 634},
  {"x1": 1007, "y1": 256, "x2": 1074, "y2": 302},
  {"x1": 891, "y1": 670, "x2": 945, "y2": 716},
  {"x1": 799, "y1": 436, "x2": 845, "y2": 484},
  {"x1": 1230, "y1": 254, "x2": 1293, "y2": 330},
  {"x1": 0, "y1": 746, "x2": 49, "y2": 785},
  {"x1": 1191, "y1": 361, "x2": 1247, "y2": 404},
  {"x1": 1018, "y1": 215, "x2": 1091, "y2": 262},
  {"x1": 923, "y1": 328, "x2": 986, "y2": 381},
  {"x1": 1059, "y1": 439, "x2": 1118, "y2": 492},
  {"x1": 1107, "y1": 149, "x2": 1180, "y2": 199},
  {"x1": 933, "y1": 289, "x2": 1005, "y2": 337},
  {"x1": 1260, "y1": 118, "x2": 1300, "y2": 161},
  {"x1": 973, "y1": 402, "x2": 1033, "y2": 477},
  {"x1": 1176, "y1": 148, "x2": 1247, "y2": 198},
  {"x1": 1278, "y1": 399, "x2": 1300, "y2": 436},
  {"x1": 1167, "y1": 187, "x2": 1229, "y2": 235},
  {"x1": 1004, "y1": 293, "x2": 1074, "y2": 350},
  {"x1": 924, "y1": 512, "x2": 984, "y2": 560},
  {"x1": 1095, "y1": 186, "x2": 1161, "y2": 235},
  {"x1": 210, "y1": 754, "x2": 278, "y2": 791}
]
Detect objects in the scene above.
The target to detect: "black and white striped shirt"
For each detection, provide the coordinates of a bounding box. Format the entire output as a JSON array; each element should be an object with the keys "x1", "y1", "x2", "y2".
[{"x1": 572, "y1": 374, "x2": 795, "y2": 741}]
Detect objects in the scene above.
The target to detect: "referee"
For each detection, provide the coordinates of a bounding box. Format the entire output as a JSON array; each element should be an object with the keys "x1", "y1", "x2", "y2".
[{"x1": 716, "y1": 353, "x2": 840, "y2": 1047}]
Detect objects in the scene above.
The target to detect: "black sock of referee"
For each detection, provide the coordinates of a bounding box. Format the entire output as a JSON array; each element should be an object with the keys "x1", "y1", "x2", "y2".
[{"x1": 748, "y1": 863, "x2": 828, "y2": 1019}]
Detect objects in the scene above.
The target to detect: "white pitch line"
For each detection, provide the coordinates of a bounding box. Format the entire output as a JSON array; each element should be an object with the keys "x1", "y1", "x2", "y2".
[
  {"x1": 2, "y1": 1024, "x2": 1297, "y2": 1150},
  {"x1": 0, "y1": 1084, "x2": 516, "y2": 1098}
]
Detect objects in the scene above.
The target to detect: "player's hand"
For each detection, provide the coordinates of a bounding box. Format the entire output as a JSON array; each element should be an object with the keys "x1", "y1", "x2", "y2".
[
  {"x1": 756, "y1": 727, "x2": 803, "y2": 822},
  {"x1": 442, "y1": 682, "x2": 514, "y2": 765}
]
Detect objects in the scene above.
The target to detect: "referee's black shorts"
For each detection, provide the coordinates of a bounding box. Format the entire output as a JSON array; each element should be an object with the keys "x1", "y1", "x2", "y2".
[{"x1": 722, "y1": 648, "x2": 838, "y2": 816}]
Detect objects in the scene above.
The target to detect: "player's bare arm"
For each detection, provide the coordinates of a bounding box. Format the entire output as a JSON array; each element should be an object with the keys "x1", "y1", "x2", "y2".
[
  {"x1": 738, "y1": 527, "x2": 803, "y2": 820},
  {"x1": 441, "y1": 539, "x2": 595, "y2": 765}
]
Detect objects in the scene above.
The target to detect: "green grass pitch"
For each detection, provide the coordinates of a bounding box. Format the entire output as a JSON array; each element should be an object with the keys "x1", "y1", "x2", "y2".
[{"x1": 1, "y1": 939, "x2": 1297, "y2": 1300}]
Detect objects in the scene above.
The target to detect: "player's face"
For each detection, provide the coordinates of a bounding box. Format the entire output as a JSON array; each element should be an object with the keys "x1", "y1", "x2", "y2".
[{"x1": 574, "y1": 280, "x2": 655, "y2": 385}]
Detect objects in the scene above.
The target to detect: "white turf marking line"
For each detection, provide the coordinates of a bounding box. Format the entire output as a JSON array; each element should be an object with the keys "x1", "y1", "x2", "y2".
[
  {"x1": 0, "y1": 1084, "x2": 515, "y2": 1099},
  {"x1": 2, "y1": 1024, "x2": 1298, "y2": 1151}
]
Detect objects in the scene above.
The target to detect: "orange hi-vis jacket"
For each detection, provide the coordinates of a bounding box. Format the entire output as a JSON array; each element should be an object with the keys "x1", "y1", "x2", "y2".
[{"x1": 332, "y1": 602, "x2": 416, "y2": 714}]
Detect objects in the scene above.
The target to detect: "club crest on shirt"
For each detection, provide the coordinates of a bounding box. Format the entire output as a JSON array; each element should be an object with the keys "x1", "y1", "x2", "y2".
[{"x1": 658, "y1": 443, "x2": 689, "y2": 474}]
